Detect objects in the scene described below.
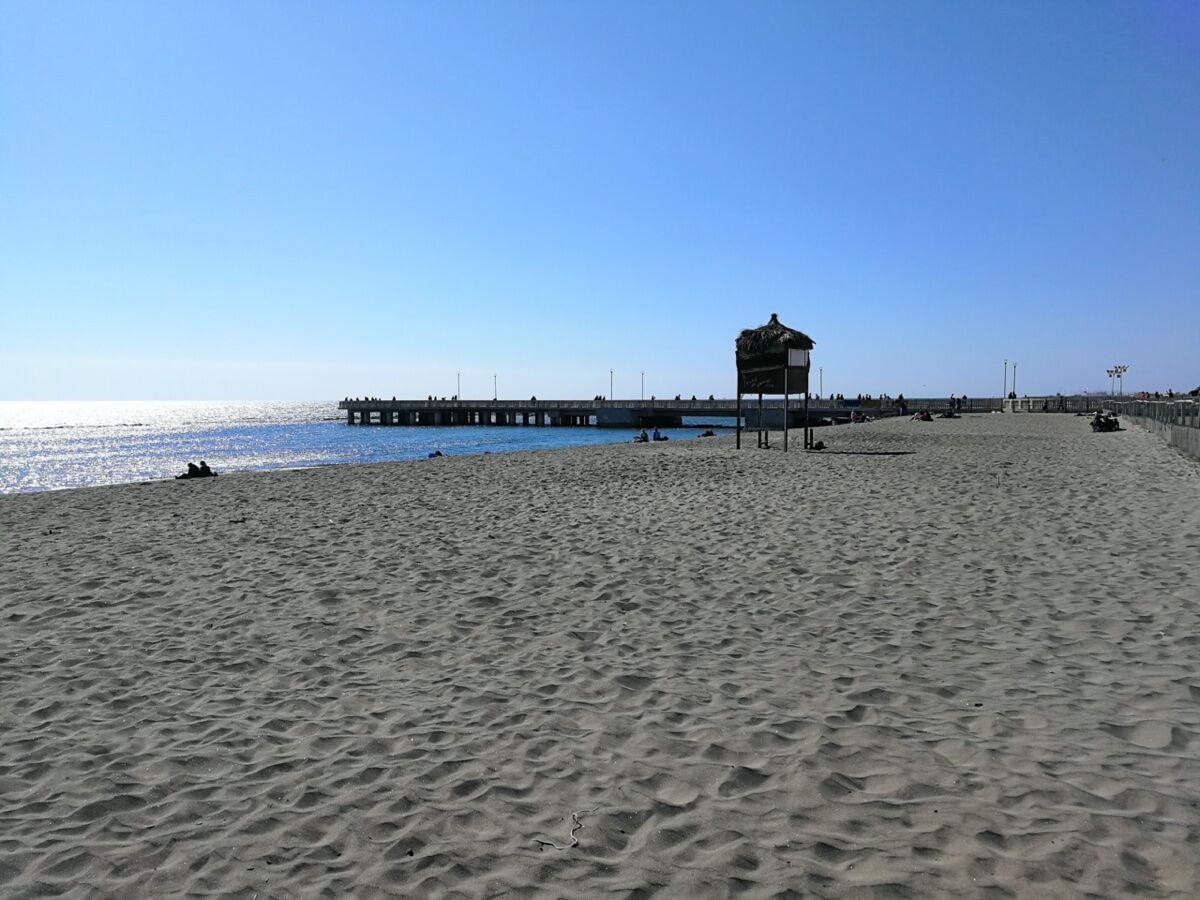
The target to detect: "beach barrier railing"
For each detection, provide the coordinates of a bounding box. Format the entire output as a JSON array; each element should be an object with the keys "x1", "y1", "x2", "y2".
[
  {"x1": 1105, "y1": 399, "x2": 1200, "y2": 461},
  {"x1": 1004, "y1": 396, "x2": 1115, "y2": 413}
]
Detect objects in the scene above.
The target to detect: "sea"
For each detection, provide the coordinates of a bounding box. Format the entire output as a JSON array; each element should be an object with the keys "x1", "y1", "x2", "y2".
[{"x1": 0, "y1": 401, "x2": 728, "y2": 494}]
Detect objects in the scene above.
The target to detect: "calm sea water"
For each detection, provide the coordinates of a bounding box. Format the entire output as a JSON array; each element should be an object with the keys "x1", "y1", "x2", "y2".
[{"x1": 0, "y1": 401, "x2": 725, "y2": 494}]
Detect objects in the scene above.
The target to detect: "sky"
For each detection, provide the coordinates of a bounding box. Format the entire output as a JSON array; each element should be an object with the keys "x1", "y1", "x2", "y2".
[{"x1": 1, "y1": 1, "x2": 1197, "y2": 401}]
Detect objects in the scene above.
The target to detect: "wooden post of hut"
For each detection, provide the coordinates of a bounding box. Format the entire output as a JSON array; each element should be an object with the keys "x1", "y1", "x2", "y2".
[{"x1": 735, "y1": 313, "x2": 815, "y2": 451}]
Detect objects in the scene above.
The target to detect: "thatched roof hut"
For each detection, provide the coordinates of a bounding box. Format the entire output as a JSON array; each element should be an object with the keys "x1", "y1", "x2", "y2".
[
  {"x1": 735, "y1": 313, "x2": 815, "y2": 451},
  {"x1": 735, "y1": 313, "x2": 814, "y2": 394},
  {"x1": 735, "y1": 312, "x2": 815, "y2": 362}
]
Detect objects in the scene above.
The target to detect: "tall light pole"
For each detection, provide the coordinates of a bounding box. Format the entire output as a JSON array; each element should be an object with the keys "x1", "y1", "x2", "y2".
[
  {"x1": 641, "y1": 371, "x2": 644, "y2": 401},
  {"x1": 610, "y1": 369, "x2": 613, "y2": 401},
  {"x1": 1115, "y1": 364, "x2": 1128, "y2": 396},
  {"x1": 819, "y1": 366, "x2": 823, "y2": 397},
  {"x1": 1106, "y1": 367, "x2": 1115, "y2": 395},
  {"x1": 1012, "y1": 363, "x2": 1017, "y2": 397},
  {"x1": 493, "y1": 374, "x2": 497, "y2": 401},
  {"x1": 1003, "y1": 358, "x2": 1008, "y2": 400},
  {"x1": 457, "y1": 371, "x2": 461, "y2": 399}
]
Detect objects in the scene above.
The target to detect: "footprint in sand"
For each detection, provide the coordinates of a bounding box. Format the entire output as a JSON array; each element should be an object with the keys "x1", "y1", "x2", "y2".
[{"x1": 1100, "y1": 720, "x2": 1176, "y2": 750}]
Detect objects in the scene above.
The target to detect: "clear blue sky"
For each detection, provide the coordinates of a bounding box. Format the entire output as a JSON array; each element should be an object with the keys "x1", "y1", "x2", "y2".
[{"x1": 2, "y1": 1, "x2": 1197, "y2": 400}]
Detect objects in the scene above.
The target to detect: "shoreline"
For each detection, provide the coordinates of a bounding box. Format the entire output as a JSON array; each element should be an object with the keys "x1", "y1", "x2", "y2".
[
  {"x1": 0, "y1": 413, "x2": 743, "y2": 496},
  {"x1": 0, "y1": 424, "x2": 741, "y2": 499},
  {"x1": 3, "y1": 414, "x2": 1198, "y2": 897}
]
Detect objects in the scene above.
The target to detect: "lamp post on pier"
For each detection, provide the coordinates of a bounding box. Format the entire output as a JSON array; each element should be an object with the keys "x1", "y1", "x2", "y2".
[
  {"x1": 1012, "y1": 363, "x2": 1017, "y2": 398},
  {"x1": 610, "y1": 369, "x2": 613, "y2": 402},
  {"x1": 493, "y1": 374, "x2": 497, "y2": 401},
  {"x1": 457, "y1": 371, "x2": 461, "y2": 399},
  {"x1": 641, "y1": 371, "x2": 644, "y2": 401},
  {"x1": 1003, "y1": 358, "x2": 1008, "y2": 402},
  {"x1": 819, "y1": 366, "x2": 823, "y2": 397}
]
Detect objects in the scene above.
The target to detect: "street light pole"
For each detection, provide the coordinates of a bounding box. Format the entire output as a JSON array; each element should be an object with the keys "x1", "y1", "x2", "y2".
[
  {"x1": 1013, "y1": 363, "x2": 1017, "y2": 398},
  {"x1": 610, "y1": 369, "x2": 613, "y2": 401},
  {"x1": 1003, "y1": 359, "x2": 1008, "y2": 401},
  {"x1": 819, "y1": 367, "x2": 823, "y2": 397},
  {"x1": 493, "y1": 374, "x2": 497, "y2": 401},
  {"x1": 457, "y1": 371, "x2": 461, "y2": 399},
  {"x1": 641, "y1": 371, "x2": 644, "y2": 401}
]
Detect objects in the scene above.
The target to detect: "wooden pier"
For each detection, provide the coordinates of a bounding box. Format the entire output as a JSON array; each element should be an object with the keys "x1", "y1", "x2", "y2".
[{"x1": 338, "y1": 397, "x2": 1005, "y2": 427}]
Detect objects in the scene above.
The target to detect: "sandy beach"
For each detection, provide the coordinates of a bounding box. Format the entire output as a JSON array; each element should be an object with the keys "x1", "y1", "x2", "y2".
[{"x1": 2, "y1": 414, "x2": 1198, "y2": 898}]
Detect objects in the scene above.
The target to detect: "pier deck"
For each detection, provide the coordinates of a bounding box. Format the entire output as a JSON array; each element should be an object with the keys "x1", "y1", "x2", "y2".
[{"x1": 338, "y1": 397, "x2": 1004, "y2": 427}]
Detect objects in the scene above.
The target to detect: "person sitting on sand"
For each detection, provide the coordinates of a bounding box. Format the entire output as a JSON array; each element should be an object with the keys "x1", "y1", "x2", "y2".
[
  {"x1": 197, "y1": 460, "x2": 215, "y2": 477},
  {"x1": 176, "y1": 463, "x2": 202, "y2": 479},
  {"x1": 634, "y1": 429, "x2": 649, "y2": 443},
  {"x1": 700, "y1": 429, "x2": 715, "y2": 437},
  {"x1": 1090, "y1": 412, "x2": 1120, "y2": 432},
  {"x1": 652, "y1": 427, "x2": 662, "y2": 441}
]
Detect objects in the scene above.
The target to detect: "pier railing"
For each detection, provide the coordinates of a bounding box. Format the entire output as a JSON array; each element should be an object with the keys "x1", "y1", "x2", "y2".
[
  {"x1": 338, "y1": 397, "x2": 1005, "y2": 414},
  {"x1": 337, "y1": 396, "x2": 1008, "y2": 429}
]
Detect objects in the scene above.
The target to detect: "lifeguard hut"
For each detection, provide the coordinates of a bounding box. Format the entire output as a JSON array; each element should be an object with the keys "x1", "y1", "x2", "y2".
[{"x1": 735, "y1": 313, "x2": 815, "y2": 451}]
